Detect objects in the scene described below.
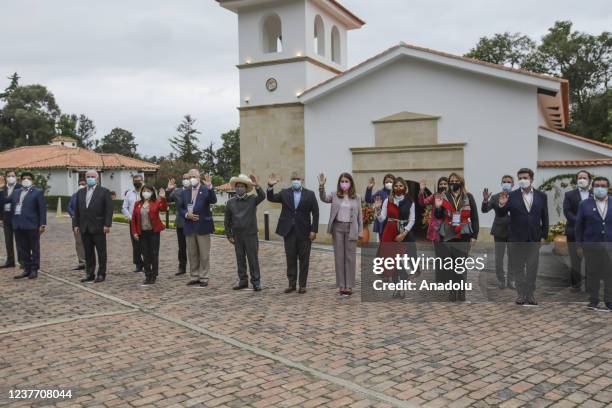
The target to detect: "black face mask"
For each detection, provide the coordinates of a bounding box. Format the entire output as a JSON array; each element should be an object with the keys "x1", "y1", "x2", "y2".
[
  {"x1": 449, "y1": 183, "x2": 460, "y2": 192},
  {"x1": 134, "y1": 182, "x2": 142, "y2": 189},
  {"x1": 438, "y1": 187, "x2": 447, "y2": 193}
]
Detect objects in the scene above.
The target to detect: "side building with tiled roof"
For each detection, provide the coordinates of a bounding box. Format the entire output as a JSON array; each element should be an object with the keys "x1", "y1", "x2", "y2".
[{"x1": 0, "y1": 136, "x2": 159, "y2": 198}]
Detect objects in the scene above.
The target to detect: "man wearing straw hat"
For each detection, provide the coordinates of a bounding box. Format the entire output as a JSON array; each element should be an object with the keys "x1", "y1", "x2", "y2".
[{"x1": 224, "y1": 174, "x2": 265, "y2": 291}]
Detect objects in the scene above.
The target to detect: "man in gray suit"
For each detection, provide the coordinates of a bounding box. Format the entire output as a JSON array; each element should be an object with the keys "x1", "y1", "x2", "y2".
[
  {"x1": 166, "y1": 173, "x2": 191, "y2": 276},
  {"x1": 482, "y1": 175, "x2": 514, "y2": 289}
]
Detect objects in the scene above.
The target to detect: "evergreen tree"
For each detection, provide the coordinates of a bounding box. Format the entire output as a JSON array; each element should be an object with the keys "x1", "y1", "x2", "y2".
[{"x1": 169, "y1": 114, "x2": 202, "y2": 163}]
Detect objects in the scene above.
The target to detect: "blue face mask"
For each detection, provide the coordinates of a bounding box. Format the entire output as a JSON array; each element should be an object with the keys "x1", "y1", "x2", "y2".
[
  {"x1": 593, "y1": 187, "x2": 608, "y2": 199},
  {"x1": 86, "y1": 177, "x2": 97, "y2": 187},
  {"x1": 291, "y1": 180, "x2": 302, "y2": 190},
  {"x1": 501, "y1": 183, "x2": 512, "y2": 192}
]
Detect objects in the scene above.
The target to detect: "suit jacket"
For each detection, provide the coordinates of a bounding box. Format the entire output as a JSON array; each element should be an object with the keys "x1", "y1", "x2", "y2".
[
  {"x1": 320, "y1": 189, "x2": 363, "y2": 241},
  {"x1": 10, "y1": 187, "x2": 46, "y2": 230},
  {"x1": 575, "y1": 196, "x2": 612, "y2": 243},
  {"x1": 178, "y1": 184, "x2": 217, "y2": 236},
  {"x1": 67, "y1": 190, "x2": 79, "y2": 218},
  {"x1": 72, "y1": 185, "x2": 114, "y2": 234},
  {"x1": 0, "y1": 183, "x2": 22, "y2": 222},
  {"x1": 166, "y1": 187, "x2": 185, "y2": 229},
  {"x1": 481, "y1": 192, "x2": 510, "y2": 238},
  {"x1": 563, "y1": 188, "x2": 592, "y2": 237},
  {"x1": 495, "y1": 188, "x2": 549, "y2": 242},
  {"x1": 267, "y1": 187, "x2": 319, "y2": 239}
]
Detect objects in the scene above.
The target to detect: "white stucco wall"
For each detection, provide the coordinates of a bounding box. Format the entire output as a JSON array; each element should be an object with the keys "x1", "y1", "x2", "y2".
[
  {"x1": 45, "y1": 170, "x2": 71, "y2": 196},
  {"x1": 304, "y1": 57, "x2": 540, "y2": 229},
  {"x1": 538, "y1": 137, "x2": 609, "y2": 161}
]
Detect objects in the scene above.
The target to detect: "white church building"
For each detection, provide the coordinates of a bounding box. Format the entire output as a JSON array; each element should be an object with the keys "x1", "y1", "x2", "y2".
[{"x1": 216, "y1": 0, "x2": 612, "y2": 240}]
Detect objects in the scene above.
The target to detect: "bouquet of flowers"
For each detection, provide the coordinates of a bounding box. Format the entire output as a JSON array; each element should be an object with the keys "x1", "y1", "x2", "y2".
[
  {"x1": 362, "y1": 202, "x2": 376, "y2": 226},
  {"x1": 422, "y1": 206, "x2": 432, "y2": 227}
]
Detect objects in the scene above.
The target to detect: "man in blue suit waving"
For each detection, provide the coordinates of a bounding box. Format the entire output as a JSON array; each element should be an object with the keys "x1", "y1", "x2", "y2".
[
  {"x1": 575, "y1": 176, "x2": 612, "y2": 311},
  {"x1": 11, "y1": 172, "x2": 47, "y2": 280},
  {"x1": 179, "y1": 169, "x2": 217, "y2": 287},
  {"x1": 497, "y1": 168, "x2": 549, "y2": 306}
]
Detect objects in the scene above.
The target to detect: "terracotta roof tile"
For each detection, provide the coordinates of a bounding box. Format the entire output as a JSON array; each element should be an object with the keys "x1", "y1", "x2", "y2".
[{"x1": 538, "y1": 159, "x2": 612, "y2": 168}]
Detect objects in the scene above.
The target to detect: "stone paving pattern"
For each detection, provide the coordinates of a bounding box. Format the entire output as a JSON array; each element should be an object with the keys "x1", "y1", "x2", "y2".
[{"x1": 0, "y1": 215, "x2": 611, "y2": 407}]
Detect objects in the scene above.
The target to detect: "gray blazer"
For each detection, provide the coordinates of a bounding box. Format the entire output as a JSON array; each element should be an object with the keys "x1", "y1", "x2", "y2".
[
  {"x1": 482, "y1": 192, "x2": 510, "y2": 238},
  {"x1": 319, "y1": 188, "x2": 363, "y2": 241}
]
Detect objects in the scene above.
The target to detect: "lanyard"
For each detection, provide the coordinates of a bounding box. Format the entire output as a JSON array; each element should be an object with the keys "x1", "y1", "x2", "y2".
[{"x1": 450, "y1": 193, "x2": 462, "y2": 212}]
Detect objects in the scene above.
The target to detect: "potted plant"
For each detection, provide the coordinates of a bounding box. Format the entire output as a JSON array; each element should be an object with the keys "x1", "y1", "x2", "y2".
[
  {"x1": 359, "y1": 202, "x2": 375, "y2": 247},
  {"x1": 547, "y1": 221, "x2": 567, "y2": 256}
]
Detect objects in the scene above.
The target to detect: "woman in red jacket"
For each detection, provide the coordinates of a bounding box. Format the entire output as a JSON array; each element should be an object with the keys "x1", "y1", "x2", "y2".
[{"x1": 131, "y1": 185, "x2": 167, "y2": 285}]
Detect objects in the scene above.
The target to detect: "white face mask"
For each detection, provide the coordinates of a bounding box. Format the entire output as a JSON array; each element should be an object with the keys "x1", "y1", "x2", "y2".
[
  {"x1": 518, "y1": 179, "x2": 531, "y2": 189},
  {"x1": 182, "y1": 179, "x2": 191, "y2": 188},
  {"x1": 6, "y1": 176, "x2": 16, "y2": 185},
  {"x1": 142, "y1": 191, "x2": 152, "y2": 200},
  {"x1": 190, "y1": 177, "x2": 199, "y2": 187},
  {"x1": 577, "y1": 179, "x2": 589, "y2": 189},
  {"x1": 21, "y1": 179, "x2": 32, "y2": 188},
  {"x1": 384, "y1": 182, "x2": 393, "y2": 190}
]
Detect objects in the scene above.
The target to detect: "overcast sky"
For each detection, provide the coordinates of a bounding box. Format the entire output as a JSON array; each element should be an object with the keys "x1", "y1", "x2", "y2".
[{"x1": 1, "y1": 0, "x2": 610, "y2": 156}]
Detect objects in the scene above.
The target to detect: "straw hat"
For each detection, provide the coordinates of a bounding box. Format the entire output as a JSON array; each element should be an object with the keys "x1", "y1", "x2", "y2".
[{"x1": 229, "y1": 174, "x2": 253, "y2": 192}]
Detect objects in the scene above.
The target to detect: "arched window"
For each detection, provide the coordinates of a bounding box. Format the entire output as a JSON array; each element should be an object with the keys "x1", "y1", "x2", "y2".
[
  {"x1": 331, "y1": 26, "x2": 341, "y2": 63},
  {"x1": 262, "y1": 14, "x2": 283, "y2": 54},
  {"x1": 314, "y1": 15, "x2": 325, "y2": 56}
]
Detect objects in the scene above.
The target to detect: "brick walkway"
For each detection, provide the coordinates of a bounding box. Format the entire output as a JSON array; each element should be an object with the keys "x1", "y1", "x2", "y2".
[{"x1": 0, "y1": 215, "x2": 610, "y2": 408}]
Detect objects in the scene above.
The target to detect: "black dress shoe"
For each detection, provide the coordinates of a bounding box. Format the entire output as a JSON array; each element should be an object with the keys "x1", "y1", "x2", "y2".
[
  {"x1": 0, "y1": 263, "x2": 16, "y2": 269},
  {"x1": 515, "y1": 295, "x2": 525, "y2": 305},
  {"x1": 14, "y1": 271, "x2": 30, "y2": 279},
  {"x1": 253, "y1": 285, "x2": 262, "y2": 292},
  {"x1": 199, "y1": 281, "x2": 208, "y2": 287},
  {"x1": 233, "y1": 283, "x2": 248, "y2": 290},
  {"x1": 81, "y1": 276, "x2": 95, "y2": 283},
  {"x1": 175, "y1": 270, "x2": 186, "y2": 276},
  {"x1": 94, "y1": 276, "x2": 105, "y2": 283},
  {"x1": 284, "y1": 287, "x2": 296, "y2": 293},
  {"x1": 587, "y1": 301, "x2": 599, "y2": 310},
  {"x1": 28, "y1": 271, "x2": 38, "y2": 279},
  {"x1": 142, "y1": 278, "x2": 152, "y2": 285},
  {"x1": 507, "y1": 281, "x2": 516, "y2": 290},
  {"x1": 72, "y1": 265, "x2": 85, "y2": 271},
  {"x1": 298, "y1": 287, "x2": 306, "y2": 294},
  {"x1": 187, "y1": 280, "x2": 201, "y2": 286},
  {"x1": 525, "y1": 295, "x2": 538, "y2": 305}
]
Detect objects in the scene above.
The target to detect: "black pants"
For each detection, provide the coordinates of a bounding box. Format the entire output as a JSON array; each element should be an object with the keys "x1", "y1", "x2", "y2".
[
  {"x1": 433, "y1": 241, "x2": 443, "y2": 283},
  {"x1": 566, "y1": 234, "x2": 583, "y2": 288},
  {"x1": 82, "y1": 232, "x2": 107, "y2": 278},
  {"x1": 510, "y1": 243, "x2": 540, "y2": 296},
  {"x1": 283, "y1": 230, "x2": 312, "y2": 288},
  {"x1": 14, "y1": 229, "x2": 39, "y2": 274},
  {"x1": 438, "y1": 237, "x2": 471, "y2": 286},
  {"x1": 130, "y1": 228, "x2": 143, "y2": 268},
  {"x1": 2, "y1": 216, "x2": 21, "y2": 266},
  {"x1": 140, "y1": 230, "x2": 160, "y2": 281},
  {"x1": 583, "y1": 244, "x2": 612, "y2": 303},
  {"x1": 493, "y1": 236, "x2": 512, "y2": 282},
  {"x1": 176, "y1": 227, "x2": 187, "y2": 272},
  {"x1": 234, "y1": 233, "x2": 261, "y2": 287}
]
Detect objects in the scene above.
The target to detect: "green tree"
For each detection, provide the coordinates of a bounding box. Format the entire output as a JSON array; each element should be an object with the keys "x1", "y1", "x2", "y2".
[
  {"x1": 169, "y1": 114, "x2": 202, "y2": 163},
  {"x1": 95, "y1": 128, "x2": 138, "y2": 157},
  {"x1": 57, "y1": 113, "x2": 78, "y2": 137},
  {"x1": 0, "y1": 84, "x2": 61, "y2": 149},
  {"x1": 200, "y1": 141, "x2": 216, "y2": 176},
  {"x1": 465, "y1": 32, "x2": 542, "y2": 71},
  {"x1": 215, "y1": 127, "x2": 240, "y2": 181},
  {"x1": 76, "y1": 114, "x2": 96, "y2": 149},
  {"x1": 0, "y1": 72, "x2": 20, "y2": 100}
]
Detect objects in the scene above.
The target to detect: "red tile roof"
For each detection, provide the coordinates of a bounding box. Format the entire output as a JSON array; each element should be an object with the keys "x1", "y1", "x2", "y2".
[
  {"x1": 0, "y1": 145, "x2": 159, "y2": 170},
  {"x1": 538, "y1": 159, "x2": 612, "y2": 168},
  {"x1": 539, "y1": 126, "x2": 612, "y2": 150}
]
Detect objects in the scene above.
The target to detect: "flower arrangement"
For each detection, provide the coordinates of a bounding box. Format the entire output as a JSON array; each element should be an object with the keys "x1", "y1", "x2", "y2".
[
  {"x1": 422, "y1": 206, "x2": 432, "y2": 227},
  {"x1": 362, "y1": 202, "x2": 376, "y2": 225},
  {"x1": 547, "y1": 220, "x2": 566, "y2": 242}
]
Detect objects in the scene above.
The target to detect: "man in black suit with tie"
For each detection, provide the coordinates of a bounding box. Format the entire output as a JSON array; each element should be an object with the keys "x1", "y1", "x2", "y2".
[
  {"x1": 73, "y1": 170, "x2": 113, "y2": 283},
  {"x1": 267, "y1": 171, "x2": 319, "y2": 294},
  {"x1": 0, "y1": 171, "x2": 22, "y2": 269},
  {"x1": 497, "y1": 168, "x2": 549, "y2": 305},
  {"x1": 563, "y1": 170, "x2": 592, "y2": 291}
]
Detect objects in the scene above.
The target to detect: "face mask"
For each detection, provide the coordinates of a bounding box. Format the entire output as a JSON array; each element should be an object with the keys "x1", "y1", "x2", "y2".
[
  {"x1": 182, "y1": 179, "x2": 191, "y2": 188},
  {"x1": 449, "y1": 183, "x2": 460, "y2": 192},
  {"x1": 577, "y1": 179, "x2": 589, "y2": 189},
  {"x1": 384, "y1": 182, "x2": 393, "y2": 191},
  {"x1": 394, "y1": 189, "x2": 405, "y2": 197},
  {"x1": 340, "y1": 181, "x2": 350, "y2": 191},
  {"x1": 593, "y1": 187, "x2": 608, "y2": 199},
  {"x1": 6, "y1": 176, "x2": 16, "y2": 185},
  {"x1": 86, "y1": 177, "x2": 97, "y2": 187},
  {"x1": 438, "y1": 187, "x2": 446, "y2": 193},
  {"x1": 134, "y1": 182, "x2": 143, "y2": 189},
  {"x1": 501, "y1": 183, "x2": 513, "y2": 192},
  {"x1": 21, "y1": 179, "x2": 32, "y2": 188},
  {"x1": 190, "y1": 177, "x2": 199, "y2": 187},
  {"x1": 291, "y1": 180, "x2": 302, "y2": 190},
  {"x1": 518, "y1": 179, "x2": 531, "y2": 189},
  {"x1": 142, "y1": 191, "x2": 152, "y2": 200},
  {"x1": 235, "y1": 186, "x2": 246, "y2": 196}
]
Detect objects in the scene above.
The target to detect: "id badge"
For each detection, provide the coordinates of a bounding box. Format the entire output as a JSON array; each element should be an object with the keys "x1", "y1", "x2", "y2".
[
  {"x1": 3, "y1": 203, "x2": 10, "y2": 212},
  {"x1": 14, "y1": 204, "x2": 22, "y2": 215},
  {"x1": 187, "y1": 204, "x2": 194, "y2": 214},
  {"x1": 452, "y1": 212, "x2": 461, "y2": 226}
]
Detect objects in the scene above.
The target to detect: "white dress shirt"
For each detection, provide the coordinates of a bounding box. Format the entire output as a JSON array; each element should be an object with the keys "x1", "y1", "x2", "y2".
[
  {"x1": 579, "y1": 188, "x2": 590, "y2": 201},
  {"x1": 522, "y1": 188, "x2": 534, "y2": 212},
  {"x1": 122, "y1": 189, "x2": 139, "y2": 220},
  {"x1": 596, "y1": 197, "x2": 608, "y2": 219}
]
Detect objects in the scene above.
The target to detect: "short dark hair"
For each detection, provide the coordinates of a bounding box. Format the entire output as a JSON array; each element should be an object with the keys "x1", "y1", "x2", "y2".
[
  {"x1": 592, "y1": 176, "x2": 610, "y2": 187},
  {"x1": 517, "y1": 168, "x2": 534, "y2": 179},
  {"x1": 20, "y1": 172, "x2": 34, "y2": 180},
  {"x1": 501, "y1": 175, "x2": 514, "y2": 182},
  {"x1": 382, "y1": 173, "x2": 395, "y2": 184},
  {"x1": 575, "y1": 170, "x2": 591, "y2": 182},
  {"x1": 5, "y1": 170, "x2": 16, "y2": 176}
]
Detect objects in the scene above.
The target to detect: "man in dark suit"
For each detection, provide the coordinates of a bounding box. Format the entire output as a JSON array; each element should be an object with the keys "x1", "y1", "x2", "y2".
[
  {"x1": 0, "y1": 171, "x2": 22, "y2": 269},
  {"x1": 73, "y1": 170, "x2": 113, "y2": 283},
  {"x1": 178, "y1": 169, "x2": 217, "y2": 287},
  {"x1": 497, "y1": 168, "x2": 549, "y2": 305},
  {"x1": 575, "y1": 176, "x2": 612, "y2": 311},
  {"x1": 482, "y1": 175, "x2": 514, "y2": 289},
  {"x1": 166, "y1": 173, "x2": 190, "y2": 276},
  {"x1": 10, "y1": 172, "x2": 46, "y2": 279},
  {"x1": 267, "y1": 171, "x2": 319, "y2": 294},
  {"x1": 563, "y1": 170, "x2": 592, "y2": 291}
]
